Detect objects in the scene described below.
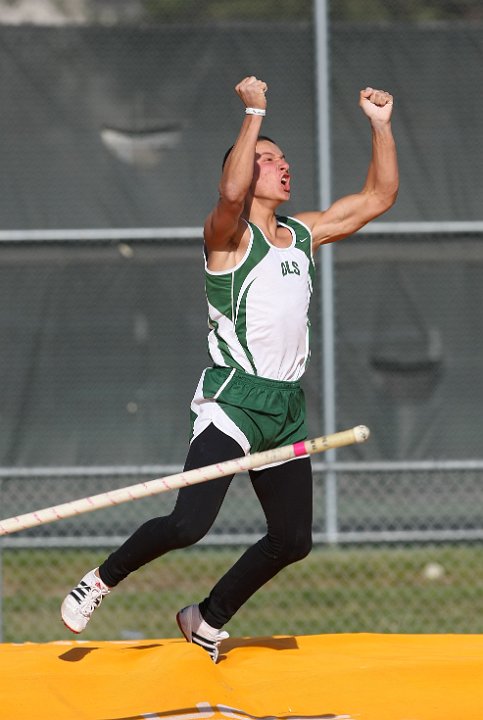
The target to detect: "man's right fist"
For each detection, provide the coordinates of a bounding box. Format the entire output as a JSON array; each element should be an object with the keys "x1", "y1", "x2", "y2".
[{"x1": 235, "y1": 76, "x2": 268, "y2": 110}]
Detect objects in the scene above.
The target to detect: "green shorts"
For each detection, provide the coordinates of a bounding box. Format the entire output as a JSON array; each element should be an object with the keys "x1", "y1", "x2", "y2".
[{"x1": 190, "y1": 366, "x2": 307, "y2": 456}]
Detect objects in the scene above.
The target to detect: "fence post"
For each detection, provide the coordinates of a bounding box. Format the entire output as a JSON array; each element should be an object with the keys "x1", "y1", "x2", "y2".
[
  {"x1": 0, "y1": 478, "x2": 3, "y2": 642},
  {"x1": 314, "y1": 0, "x2": 339, "y2": 543}
]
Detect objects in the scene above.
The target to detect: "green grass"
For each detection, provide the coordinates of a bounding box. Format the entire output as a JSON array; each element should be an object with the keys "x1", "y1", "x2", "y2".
[{"x1": 1, "y1": 544, "x2": 483, "y2": 642}]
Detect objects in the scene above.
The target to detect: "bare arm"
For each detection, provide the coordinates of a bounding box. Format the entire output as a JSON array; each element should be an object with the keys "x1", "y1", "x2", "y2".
[
  {"x1": 297, "y1": 87, "x2": 399, "y2": 251},
  {"x1": 203, "y1": 76, "x2": 267, "y2": 255}
]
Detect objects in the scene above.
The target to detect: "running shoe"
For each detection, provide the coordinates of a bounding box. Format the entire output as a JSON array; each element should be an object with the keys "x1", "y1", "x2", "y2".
[
  {"x1": 176, "y1": 604, "x2": 229, "y2": 663},
  {"x1": 61, "y1": 568, "x2": 110, "y2": 633}
]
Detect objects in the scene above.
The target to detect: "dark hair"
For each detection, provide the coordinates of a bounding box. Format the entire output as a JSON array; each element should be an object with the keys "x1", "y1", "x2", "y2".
[{"x1": 222, "y1": 135, "x2": 277, "y2": 169}]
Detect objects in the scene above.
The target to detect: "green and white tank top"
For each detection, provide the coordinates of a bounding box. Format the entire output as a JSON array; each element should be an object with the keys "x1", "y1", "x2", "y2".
[{"x1": 205, "y1": 215, "x2": 316, "y2": 381}]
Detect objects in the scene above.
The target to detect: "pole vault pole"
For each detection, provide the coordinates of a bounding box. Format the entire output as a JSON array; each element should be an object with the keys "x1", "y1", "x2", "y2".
[{"x1": 0, "y1": 426, "x2": 370, "y2": 536}]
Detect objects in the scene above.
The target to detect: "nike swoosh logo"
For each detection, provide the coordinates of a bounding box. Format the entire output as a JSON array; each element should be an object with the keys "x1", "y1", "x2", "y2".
[{"x1": 299, "y1": 236, "x2": 309, "y2": 243}]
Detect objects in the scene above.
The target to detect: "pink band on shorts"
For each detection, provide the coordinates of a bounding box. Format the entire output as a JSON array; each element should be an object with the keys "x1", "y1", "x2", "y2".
[{"x1": 292, "y1": 440, "x2": 307, "y2": 457}]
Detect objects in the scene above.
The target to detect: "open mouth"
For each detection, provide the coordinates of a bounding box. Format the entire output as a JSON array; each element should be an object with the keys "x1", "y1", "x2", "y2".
[{"x1": 281, "y1": 173, "x2": 291, "y2": 192}]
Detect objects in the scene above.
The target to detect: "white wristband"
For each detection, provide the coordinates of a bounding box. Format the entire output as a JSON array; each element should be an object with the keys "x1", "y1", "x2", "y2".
[{"x1": 245, "y1": 107, "x2": 266, "y2": 116}]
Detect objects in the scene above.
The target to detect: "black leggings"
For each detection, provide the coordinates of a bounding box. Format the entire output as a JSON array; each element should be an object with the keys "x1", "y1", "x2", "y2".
[{"x1": 99, "y1": 423, "x2": 313, "y2": 628}]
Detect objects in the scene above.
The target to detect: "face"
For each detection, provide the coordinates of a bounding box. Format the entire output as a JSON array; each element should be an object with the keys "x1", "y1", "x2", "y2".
[{"x1": 251, "y1": 140, "x2": 291, "y2": 202}]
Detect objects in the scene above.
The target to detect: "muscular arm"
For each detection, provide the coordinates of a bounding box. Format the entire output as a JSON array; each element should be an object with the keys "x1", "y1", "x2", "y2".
[
  {"x1": 297, "y1": 87, "x2": 399, "y2": 251},
  {"x1": 203, "y1": 76, "x2": 267, "y2": 256}
]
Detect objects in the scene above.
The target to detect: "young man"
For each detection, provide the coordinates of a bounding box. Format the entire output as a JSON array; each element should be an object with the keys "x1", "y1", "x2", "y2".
[{"x1": 61, "y1": 76, "x2": 398, "y2": 662}]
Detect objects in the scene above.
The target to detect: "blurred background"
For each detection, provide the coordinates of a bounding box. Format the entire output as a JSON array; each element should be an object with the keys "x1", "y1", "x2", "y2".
[{"x1": 0, "y1": 0, "x2": 483, "y2": 642}]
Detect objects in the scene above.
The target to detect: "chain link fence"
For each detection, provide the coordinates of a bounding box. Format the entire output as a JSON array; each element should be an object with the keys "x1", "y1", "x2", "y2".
[
  {"x1": 2, "y1": 228, "x2": 483, "y2": 642},
  {"x1": 1, "y1": 1, "x2": 483, "y2": 642},
  {"x1": 2, "y1": 462, "x2": 483, "y2": 641}
]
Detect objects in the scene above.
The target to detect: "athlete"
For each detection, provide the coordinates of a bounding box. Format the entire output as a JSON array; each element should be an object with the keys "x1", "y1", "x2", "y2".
[{"x1": 61, "y1": 76, "x2": 398, "y2": 662}]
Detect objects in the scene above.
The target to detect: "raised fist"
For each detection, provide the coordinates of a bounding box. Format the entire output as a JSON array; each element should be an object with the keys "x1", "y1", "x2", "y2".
[
  {"x1": 359, "y1": 87, "x2": 394, "y2": 125},
  {"x1": 235, "y1": 76, "x2": 268, "y2": 111}
]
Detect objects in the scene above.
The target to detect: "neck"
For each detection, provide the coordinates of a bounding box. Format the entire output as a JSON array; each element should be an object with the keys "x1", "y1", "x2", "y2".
[{"x1": 244, "y1": 197, "x2": 281, "y2": 228}]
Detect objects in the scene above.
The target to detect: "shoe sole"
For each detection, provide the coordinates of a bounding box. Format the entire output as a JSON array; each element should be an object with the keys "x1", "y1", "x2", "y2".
[{"x1": 62, "y1": 618, "x2": 81, "y2": 634}]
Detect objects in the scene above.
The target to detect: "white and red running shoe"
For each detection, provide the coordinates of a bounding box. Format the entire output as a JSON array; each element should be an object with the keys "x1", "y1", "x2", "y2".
[
  {"x1": 61, "y1": 568, "x2": 110, "y2": 633},
  {"x1": 176, "y1": 604, "x2": 229, "y2": 663}
]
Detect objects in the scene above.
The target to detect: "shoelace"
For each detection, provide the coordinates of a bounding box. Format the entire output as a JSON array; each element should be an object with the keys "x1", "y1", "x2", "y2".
[{"x1": 78, "y1": 584, "x2": 107, "y2": 618}]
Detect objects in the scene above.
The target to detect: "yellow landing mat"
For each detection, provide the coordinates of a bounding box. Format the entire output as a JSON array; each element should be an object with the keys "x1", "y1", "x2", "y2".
[{"x1": 1, "y1": 634, "x2": 482, "y2": 720}]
